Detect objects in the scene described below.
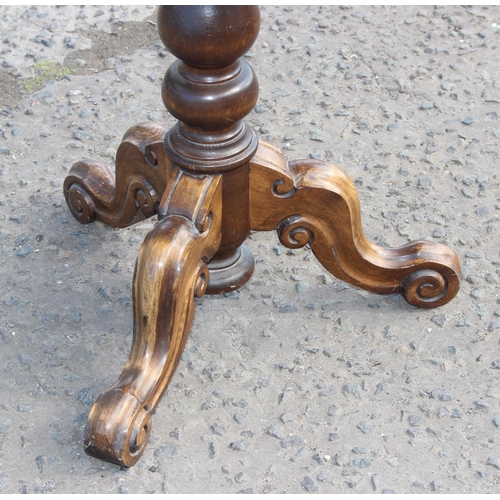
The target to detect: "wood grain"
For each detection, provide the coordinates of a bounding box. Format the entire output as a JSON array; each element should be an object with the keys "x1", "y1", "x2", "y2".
[
  {"x1": 249, "y1": 141, "x2": 461, "y2": 308},
  {"x1": 84, "y1": 173, "x2": 222, "y2": 466},
  {"x1": 63, "y1": 5, "x2": 462, "y2": 468},
  {"x1": 64, "y1": 122, "x2": 169, "y2": 227}
]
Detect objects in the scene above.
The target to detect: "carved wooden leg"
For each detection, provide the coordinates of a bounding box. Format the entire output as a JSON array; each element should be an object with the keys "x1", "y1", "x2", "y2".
[
  {"x1": 63, "y1": 122, "x2": 170, "y2": 227},
  {"x1": 249, "y1": 141, "x2": 461, "y2": 308},
  {"x1": 84, "y1": 172, "x2": 222, "y2": 467},
  {"x1": 64, "y1": 6, "x2": 260, "y2": 467}
]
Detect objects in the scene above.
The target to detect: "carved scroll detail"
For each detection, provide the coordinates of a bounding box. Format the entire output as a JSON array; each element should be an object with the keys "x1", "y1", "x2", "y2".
[
  {"x1": 401, "y1": 269, "x2": 450, "y2": 308},
  {"x1": 66, "y1": 182, "x2": 97, "y2": 223},
  {"x1": 272, "y1": 179, "x2": 296, "y2": 198},
  {"x1": 84, "y1": 174, "x2": 222, "y2": 466},
  {"x1": 277, "y1": 215, "x2": 315, "y2": 248},
  {"x1": 250, "y1": 141, "x2": 461, "y2": 308},
  {"x1": 63, "y1": 122, "x2": 169, "y2": 228}
]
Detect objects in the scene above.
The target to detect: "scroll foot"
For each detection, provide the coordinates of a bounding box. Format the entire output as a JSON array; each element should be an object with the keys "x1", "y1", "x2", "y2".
[
  {"x1": 84, "y1": 171, "x2": 222, "y2": 466},
  {"x1": 249, "y1": 141, "x2": 461, "y2": 308},
  {"x1": 63, "y1": 121, "x2": 170, "y2": 228}
]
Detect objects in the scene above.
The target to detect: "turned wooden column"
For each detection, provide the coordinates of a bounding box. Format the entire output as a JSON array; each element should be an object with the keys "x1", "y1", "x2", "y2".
[{"x1": 159, "y1": 6, "x2": 260, "y2": 293}]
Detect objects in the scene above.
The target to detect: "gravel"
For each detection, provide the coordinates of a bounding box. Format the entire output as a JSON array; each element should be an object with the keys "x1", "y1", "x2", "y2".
[
  {"x1": 301, "y1": 476, "x2": 318, "y2": 493},
  {"x1": 0, "y1": 3, "x2": 499, "y2": 495}
]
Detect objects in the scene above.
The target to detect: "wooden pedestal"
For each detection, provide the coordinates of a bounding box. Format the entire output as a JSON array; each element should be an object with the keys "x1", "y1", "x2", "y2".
[{"x1": 63, "y1": 6, "x2": 461, "y2": 467}]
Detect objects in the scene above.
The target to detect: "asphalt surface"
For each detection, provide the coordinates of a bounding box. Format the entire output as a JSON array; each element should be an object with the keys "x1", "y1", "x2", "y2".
[{"x1": 0, "y1": 4, "x2": 499, "y2": 494}]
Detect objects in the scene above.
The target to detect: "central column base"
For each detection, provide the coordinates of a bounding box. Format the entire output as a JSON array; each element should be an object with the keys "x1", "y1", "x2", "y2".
[{"x1": 206, "y1": 244, "x2": 255, "y2": 294}]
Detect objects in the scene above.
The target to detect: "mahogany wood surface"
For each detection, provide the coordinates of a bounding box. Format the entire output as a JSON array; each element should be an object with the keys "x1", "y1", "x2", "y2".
[
  {"x1": 249, "y1": 142, "x2": 460, "y2": 309},
  {"x1": 85, "y1": 171, "x2": 222, "y2": 466},
  {"x1": 62, "y1": 5, "x2": 461, "y2": 467}
]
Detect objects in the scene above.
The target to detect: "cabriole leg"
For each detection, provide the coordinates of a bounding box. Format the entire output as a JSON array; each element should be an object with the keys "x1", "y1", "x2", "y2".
[
  {"x1": 84, "y1": 172, "x2": 222, "y2": 466},
  {"x1": 249, "y1": 141, "x2": 461, "y2": 308},
  {"x1": 63, "y1": 122, "x2": 169, "y2": 228}
]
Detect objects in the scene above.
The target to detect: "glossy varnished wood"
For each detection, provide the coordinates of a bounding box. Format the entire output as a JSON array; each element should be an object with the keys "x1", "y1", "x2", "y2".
[
  {"x1": 84, "y1": 172, "x2": 222, "y2": 466},
  {"x1": 159, "y1": 5, "x2": 260, "y2": 292},
  {"x1": 64, "y1": 122, "x2": 169, "y2": 227},
  {"x1": 62, "y1": 5, "x2": 461, "y2": 467},
  {"x1": 249, "y1": 142, "x2": 460, "y2": 308},
  {"x1": 74, "y1": 5, "x2": 262, "y2": 466}
]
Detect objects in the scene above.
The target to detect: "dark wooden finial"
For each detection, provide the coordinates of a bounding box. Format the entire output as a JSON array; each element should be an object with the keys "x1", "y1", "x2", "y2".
[
  {"x1": 159, "y1": 6, "x2": 259, "y2": 172},
  {"x1": 158, "y1": 6, "x2": 260, "y2": 67}
]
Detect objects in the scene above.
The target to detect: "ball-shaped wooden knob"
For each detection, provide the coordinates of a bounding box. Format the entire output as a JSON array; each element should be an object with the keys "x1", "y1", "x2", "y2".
[{"x1": 157, "y1": 6, "x2": 260, "y2": 67}]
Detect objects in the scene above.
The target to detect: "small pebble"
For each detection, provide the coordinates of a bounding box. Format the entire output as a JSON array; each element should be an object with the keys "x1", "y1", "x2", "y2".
[
  {"x1": 154, "y1": 445, "x2": 179, "y2": 460},
  {"x1": 310, "y1": 130, "x2": 326, "y2": 142},
  {"x1": 418, "y1": 177, "x2": 432, "y2": 188},
  {"x1": 351, "y1": 458, "x2": 372, "y2": 468},
  {"x1": 474, "y1": 400, "x2": 489, "y2": 409},
  {"x1": 486, "y1": 457, "x2": 500, "y2": 470},
  {"x1": 73, "y1": 131, "x2": 88, "y2": 141},
  {"x1": 234, "y1": 413, "x2": 247, "y2": 424},
  {"x1": 291, "y1": 447, "x2": 308, "y2": 462},
  {"x1": 431, "y1": 314, "x2": 446, "y2": 327},
  {"x1": 279, "y1": 302, "x2": 297, "y2": 313},
  {"x1": 16, "y1": 245, "x2": 33, "y2": 257},
  {"x1": 17, "y1": 403, "x2": 34, "y2": 413},
  {"x1": 408, "y1": 415, "x2": 422, "y2": 426},
  {"x1": 265, "y1": 425, "x2": 285, "y2": 439},
  {"x1": 235, "y1": 472, "x2": 249, "y2": 484},
  {"x1": 430, "y1": 388, "x2": 453, "y2": 401},
  {"x1": 352, "y1": 447, "x2": 368, "y2": 454},
  {"x1": 211, "y1": 423, "x2": 226, "y2": 436},
  {"x1": 281, "y1": 435, "x2": 303, "y2": 448},
  {"x1": 229, "y1": 439, "x2": 250, "y2": 452},
  {"x1": 317, "y1": 469, "x2": 332, "y2": 483},
  {"x1": 301, "y1": 476, "x2": 318, "y2": 493},
  {"x1": 319, "y1": 385, "x2": 337, "y2": 397},
  {"x1": 465, "y1": 251, "x2": 482, "y2": 259},
  {"x1": 76, "y1": 387, "x2": 94, "y2": 406},
  {"x1": 343, "y1": 382, "x2": 361, "y2": 399},
  {"x1": 357, "y1": 421, "x2": 375, "y2": 434}
]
